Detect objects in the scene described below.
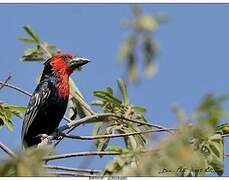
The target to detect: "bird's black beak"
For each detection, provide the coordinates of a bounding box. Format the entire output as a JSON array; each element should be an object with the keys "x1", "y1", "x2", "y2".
[{"x1": 69, "y1": 56, "x2": 91, "y2": 70}]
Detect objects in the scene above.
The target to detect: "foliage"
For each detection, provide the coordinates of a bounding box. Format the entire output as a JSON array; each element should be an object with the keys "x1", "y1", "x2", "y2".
[
  {"x1": 194, "y1": 93, "x2": 229, "y2": 129},
  {"x1": 92, "y1": 79, "x2": 151, "y2": 153},
  {"x1": 100, "y1": 92, "x2": 229, "y2": 176},
  {"x1": 118, "y1": 5, "x2": 168, "y2": 83},
  {"x1": 0, "y1": 146, "x2": 53, "y2": 176},
  {"x1": 19, "y1": 25, "x2": 58, "y2": 61},
  {"x1": 0, "y1": 102, "x2": 26, "y2": 131},
  {"x1": 102, "y1": 124, "x2": 224, "y2": 176}
]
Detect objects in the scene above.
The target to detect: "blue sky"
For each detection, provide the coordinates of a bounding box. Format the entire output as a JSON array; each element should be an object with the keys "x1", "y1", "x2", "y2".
[{"x1": 0, "y1": 3, "x2": 228, "y2": 176}]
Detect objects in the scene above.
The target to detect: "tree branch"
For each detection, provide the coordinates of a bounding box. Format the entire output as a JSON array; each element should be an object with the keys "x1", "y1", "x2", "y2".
[
  {"x1": 44, "y1": 165, "x2": 101, "y2": 174},
  {"x1": 60, "y1": 128, "x2": 176, "y2": 140},
  {"x1": 0, "y1": 141, "x2": 16, "y2": 159},
  {"x1": 55, "y1": 112, "x2": 169, "y2": 146},
  {"x1": 39, "y1": 113, "x2": 171, "y2": 147},
  {"x1": 222, "y1": 134, "x2": 229, "y2": 138},
  {"x1": 43, "y1": 151, "x2": 121, "y2": 161},
  {"x1": 0, "y1": 81, "x2": 31, "y2": 97},
  {"x1": 61, "y1": 113, "x2": 170, "y2": 132},
  {"x1": 0, "y1": 74, "x2": 12, "y2": 91}
]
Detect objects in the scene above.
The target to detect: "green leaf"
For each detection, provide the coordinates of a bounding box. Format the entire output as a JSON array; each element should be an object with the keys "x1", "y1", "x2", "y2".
[
  {"x1": 0, "y1": 103, "x2": 26, "y2": 131},
  {"x1": 23, "y1": 25, "x2": 41, "y2": 44},
  {"x1": 24, "y1": 48, "x2": 37, "y2": 56},
  {"x1": 106, "y1": 87, "x2": 113, "y2": 95},
  {"x1": 217, "y1": 123, "x2": 229, "y2": 135},
  {"x1": 93, "y1": 91, "x2": 122, "y2": 105},
  {"x1": 117, "y1": 79, "x2": 129, "y2": 105},
  {"x1": 217, "y1": 123, "x2": 229, "y2": 130},
  {"x1": 21, "y1": 48, "x2": 44, "y2": 61},
  {"x1": 69, "y1": 78, "x2": 93, "y2": 118},
  {"x1": 91, "y1": 100, "x2": 104, "y2": 107},
  {"x1": 70, "y1": 97, "x2": 91, "y2": 118},
  {"x1": 102, "y1": 153, "x2": 134, "y2": 176},
  {"x1": 6, "y1": 105, "x2": 27, "y2": 112},
  {"x1": 207, "y1": 134, "x2": 224, "y2": 176},
  {"x1": 132, "y1": 105, "x2": 147, "y2": 113},
  {"x1": 93, "y1": 122, "x2": 103, "y2": 136},
  {"x1": 0, "y1": 112, "x2": 13, "y2": 131},
  {"x1": 18, "y1": 37, "x2": 36, "y2": 44},
  {"x1": 209, "y1": 143, "x2": 220, "y2": 158},
  {"x1": 96, "y1": 126, "x2": 114, "y2": 154}
]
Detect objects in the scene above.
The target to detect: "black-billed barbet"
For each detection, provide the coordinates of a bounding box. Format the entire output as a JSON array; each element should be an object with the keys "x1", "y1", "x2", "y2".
[{"x1": 21, "y1": 52, "x2": 90, "y2": 148}]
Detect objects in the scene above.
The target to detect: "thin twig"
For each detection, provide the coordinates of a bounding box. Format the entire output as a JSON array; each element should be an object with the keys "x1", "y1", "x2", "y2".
[
  {"x1": 44, "y1": 165, "x2": 101, "y2": 174},
  {"x1": 61, "y1": 113, "x2": 169, "y2": 132},
  {"x1": 222, "y1": 134, "x2": 229, "y2": 138},
  {"x1": 225, "y1": 153, "x2": 229, "y2": 157},
  {"x1": 61, "y1": 128, "x2": 176, "y2": 140},
  {"x1": 0, "y1": 74, "x2": 12, "y2": 91},
  {"x1": 43, "y1": 151, "x2": 121, "y2": 161},
  {"x1": 0, "y1": 81, "x2": 31, "y2": 97},
  {"x1": 0, "y1": 141, "x2": 16, "y2": 158}
]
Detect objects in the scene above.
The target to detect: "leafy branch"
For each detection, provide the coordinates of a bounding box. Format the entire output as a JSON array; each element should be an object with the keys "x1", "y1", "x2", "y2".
[
  {"x1": 43, "y1": 151, "x2": 122, "y2": 162},
  {"x1": 118, "y1": 5, "x2": 168, "y2": 83}
]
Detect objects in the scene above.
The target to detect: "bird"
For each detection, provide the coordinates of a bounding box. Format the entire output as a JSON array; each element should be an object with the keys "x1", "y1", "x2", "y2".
[{"x1": 21, "y1": 52, "x2": 90, "y2": 148}]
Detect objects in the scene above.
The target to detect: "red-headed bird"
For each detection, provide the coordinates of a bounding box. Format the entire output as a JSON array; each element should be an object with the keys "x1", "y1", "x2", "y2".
[{"x1": 21, "y1": 52, "x2": 90, "y2": 148}]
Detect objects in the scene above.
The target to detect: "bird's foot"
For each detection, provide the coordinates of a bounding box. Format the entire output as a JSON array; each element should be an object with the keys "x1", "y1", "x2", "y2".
[
  {"x1": 53, "y1": 129, "x2": 62, "y2": 140},
  {"x1": 36, "y1": 134, "x2": 53, "y2": 145}
]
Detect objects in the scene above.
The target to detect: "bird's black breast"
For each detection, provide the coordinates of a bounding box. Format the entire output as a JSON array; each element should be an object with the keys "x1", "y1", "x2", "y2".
[{"x1": 22, "y1": 77, "x2": 68, "y2": 147}]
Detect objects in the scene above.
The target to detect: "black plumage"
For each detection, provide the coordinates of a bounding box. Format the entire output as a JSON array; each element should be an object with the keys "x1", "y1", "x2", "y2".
[
  {"x1": 21, "y1": 53, "x2": 90, "y2": 148},
  {"x1": 21, "y1": 69, "x2": 68, "y2": 147}
]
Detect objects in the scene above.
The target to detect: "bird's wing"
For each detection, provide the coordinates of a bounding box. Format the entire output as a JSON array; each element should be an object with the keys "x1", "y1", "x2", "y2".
[{"x1": 21, "y1": 81, "x2": 51, "y2": 140}]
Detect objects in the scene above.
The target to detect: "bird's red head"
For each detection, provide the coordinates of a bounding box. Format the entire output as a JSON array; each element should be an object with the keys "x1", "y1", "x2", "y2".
[
  {"x1": 50, "y1": 52, "x2": 90, "y2": 76},
  {"x1": 47, "y1": 52, "x2": 90, "y2": 98}
]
